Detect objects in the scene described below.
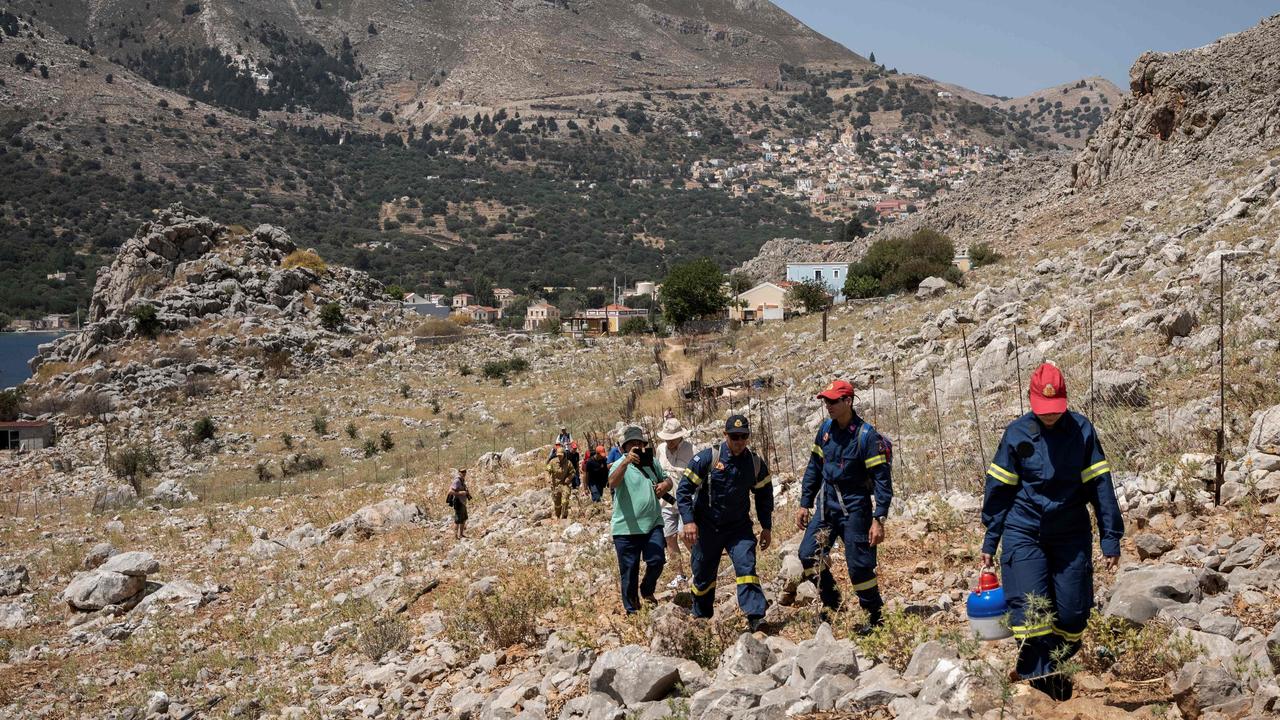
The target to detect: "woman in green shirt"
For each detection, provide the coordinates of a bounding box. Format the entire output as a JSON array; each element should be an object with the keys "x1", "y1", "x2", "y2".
[{"x1": 608, "y1": 425, "x2": 671, "y2": 614}]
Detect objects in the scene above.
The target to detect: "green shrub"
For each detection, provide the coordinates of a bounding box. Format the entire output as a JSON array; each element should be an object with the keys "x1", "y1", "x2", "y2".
[
  {"x1": 362, "y1": 438, "x2": 378, "y2": 457},
  {"x1": 345, "y1": 421, "x2": 358, "y2": 439},
  {"x1": 619, "y1": 316, "x2": 650, "y2": 335},
  {"x1": 969, "y1": 242, "x2": 1003, "y2": 268},
  {"x1": 379, "y1": 430, "x2": 394, "y2": 451},
  {"x1": 130, "y1": 303, "x2": 161, "y2": 337},
  {"x1": 281, "y1": 452, "x2": 325, "y2": 477},
  {"x1": 844, "y1": 228, "x2": 959, "y2": 297},
  {"x1": 843, "y1": 274, "x2": 880, "y2": 300},
  {"x1": 191, "y1": 416, "x2": 217, "y2": 442},
  {"x1": 311, "y1": 414, "x2": 328, "y2": 435},
  {"x1": 319, "y1": 302, "x2": 344, "y2": 331},
  {"x1": 786, "y1": 278, "x2": 833, "y2": 314},
  {"x1": 108, "y1": 444, "x2": 160, "y2": 493}
]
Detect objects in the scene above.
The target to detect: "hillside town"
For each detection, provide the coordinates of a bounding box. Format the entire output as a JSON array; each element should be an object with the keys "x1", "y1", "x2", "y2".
[{"x1": 690, "y1": 130, "x2": 1016, "y2": 222}]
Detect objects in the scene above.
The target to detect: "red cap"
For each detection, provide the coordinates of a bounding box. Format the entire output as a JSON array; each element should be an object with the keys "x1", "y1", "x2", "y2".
[
  {"x1": 595, "y1": 445, "x2": 606, "y2": 456},
  {"x1": 570, "y1": 441, "x2": 578, "y2": 450},
  {"x1": 1029, "y1": 363, "x2": 1068, "y2": 415},
  {"x1": 816, "y1": 380, "x2": 855, "y2": 401}
]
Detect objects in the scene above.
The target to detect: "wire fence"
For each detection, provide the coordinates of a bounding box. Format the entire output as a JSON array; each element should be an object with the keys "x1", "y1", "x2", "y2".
[{"x1": 671, "y1": 257, "x2": 1271, "y2": 506}]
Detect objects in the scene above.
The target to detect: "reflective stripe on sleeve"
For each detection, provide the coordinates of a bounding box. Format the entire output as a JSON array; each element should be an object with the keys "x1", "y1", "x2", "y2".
[
  {"x1": 1081, "y1": 460, "x2": 1111, "y2": 482},
  {"x1": 811, "y1": 444, "x2": 824, "y2": 458},
  {"x1": 987, "y1": 463, "x2": 1018, "y2": 485},
  {"x1": 683, "y1": 467, "x2": 704, "y2": 486},
  {"x1": 752, "y1": 475, "x2": 772, "y2": 489},
  {"x1": 864, "y1": 454, "x2": 887, "y2": 469}
]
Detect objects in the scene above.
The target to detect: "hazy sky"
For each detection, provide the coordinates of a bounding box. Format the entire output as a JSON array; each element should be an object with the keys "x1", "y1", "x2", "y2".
[{"x1": 772, "y1": 1, "x2": 1278, "y2": 97}]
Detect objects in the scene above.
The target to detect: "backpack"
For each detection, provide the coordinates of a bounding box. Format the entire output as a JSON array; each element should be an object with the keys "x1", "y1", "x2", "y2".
[
  {"x1": 820, "y1": 418, "x2": 893, "y2": 470},
  {"x1": 691, "y1": 444, "x2": 763, "y2": 511},
  {"x1": 445, "y1": 491, "x2": 456, "y2": 507}
]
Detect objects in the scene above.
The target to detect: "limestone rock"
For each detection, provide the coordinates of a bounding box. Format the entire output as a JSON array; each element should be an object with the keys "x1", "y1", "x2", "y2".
[
  {"x1": 1104, "y1": 565, "x2": 1201, "y2": 624},
  {"x1": 916, "y1": 276, "x2": 950, "y2": 299},
  {"x1": 588, "y1": 645, "x2": 682, "y2": 706},
  {"x1": 99, "y1": 551, "x2": 159, "y2": 577},
  {"x1": 326, "y1": 499, "x2": 426, "y2": 539},
  {"x1": 62, "y1": 570, "x2": 145, "y2": 611},
  {"x1": 0, "y1": 565, "x2": 29, "y2": 596}
]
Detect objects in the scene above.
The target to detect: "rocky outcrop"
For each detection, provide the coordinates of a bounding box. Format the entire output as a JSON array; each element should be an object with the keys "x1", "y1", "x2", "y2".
[
  {"x1": 733, "y1": 237, "x2": 867, "y2": 283},
  {"x1": 30, "y1": 205, "x2": 389, "y2": 399},
  {"x1": 1073, "y1": 14, "x2": 1280, "y2": 188}
]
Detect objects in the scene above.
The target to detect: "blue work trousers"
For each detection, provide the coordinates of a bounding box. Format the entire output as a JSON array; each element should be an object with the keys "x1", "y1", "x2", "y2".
[
  {"x1": 797, "y1": 507, "x2": 883, "y2": 613},
  {"x1": 690, "y1": 524, "x2": 766, "y2": 619},
  {"x1": 613, "y1": 525, "x2": 666, "y2": 614},
  {"x1": 1001, "y1": 526, "x2": 1093, "y2": 679}
]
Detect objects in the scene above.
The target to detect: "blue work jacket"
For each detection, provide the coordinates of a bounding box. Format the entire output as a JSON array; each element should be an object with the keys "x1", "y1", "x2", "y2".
[
  {"x1": 799, "y1": 414, "x2": 892, "y2": 520},
  {"x1": 981, "y1": 411, "x2": 1124, "y2": 556},
  {"x1": 677, "y1": 444, "x2": 773, "y2": 531}
]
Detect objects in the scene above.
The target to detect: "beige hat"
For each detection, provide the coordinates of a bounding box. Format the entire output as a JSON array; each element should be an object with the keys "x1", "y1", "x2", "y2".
[{"x1": 656, "y1": 417, "x2": 688, "y2": 441}]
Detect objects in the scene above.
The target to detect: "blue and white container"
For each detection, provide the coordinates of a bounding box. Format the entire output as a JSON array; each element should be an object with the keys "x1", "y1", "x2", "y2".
[{"x1": 966, "y1": 572, "x2": 1013, "y2": 640}]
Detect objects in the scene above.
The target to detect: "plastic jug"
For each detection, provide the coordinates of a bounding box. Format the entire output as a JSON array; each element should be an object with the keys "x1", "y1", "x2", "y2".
[{"x1": 966, "y1": 570, "x2": 1012, "y2": 640}]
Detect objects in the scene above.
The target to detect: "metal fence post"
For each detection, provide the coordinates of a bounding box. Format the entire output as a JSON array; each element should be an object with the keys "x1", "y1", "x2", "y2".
[
  {"x1": 961, "y1": 326, "x2": 987, "y2": 477},
  {"x1": 929, "y1": 363, "x2": 950, "y2": 493}
]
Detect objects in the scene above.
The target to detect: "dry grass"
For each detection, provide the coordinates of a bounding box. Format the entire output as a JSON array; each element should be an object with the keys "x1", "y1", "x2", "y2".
[{"x1": 281, "y1": 249, "x2": 327, "y2": 272}]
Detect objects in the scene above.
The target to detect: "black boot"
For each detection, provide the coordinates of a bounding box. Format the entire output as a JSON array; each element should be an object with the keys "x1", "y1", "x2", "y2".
[
  {"x1": 855, "y1": 608, "x2": 883, "y2": 636},
  {"x1": 1029, "y1": 674, "x2": 1074, "y2": 701},
  {"x1": 747, "y1": 616, "x2": 764, "y2": 633}
]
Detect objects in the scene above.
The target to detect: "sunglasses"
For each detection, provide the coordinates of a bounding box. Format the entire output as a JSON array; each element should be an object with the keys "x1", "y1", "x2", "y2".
[
  {"x1": 727, "y1": 433, "x2": 750, "y2": 441},
  {"x1": 822, "y1": 396, "x2": 846, "y2": 405}
]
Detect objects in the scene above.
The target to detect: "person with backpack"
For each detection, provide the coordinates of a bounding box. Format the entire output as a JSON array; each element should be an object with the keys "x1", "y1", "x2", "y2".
[
  {"x1": 677, "y1": 414, "x2": 773, "y2": 632},
  {"x1": 447, "y1": 469, "x2": 470, "y2": 540},
  {"x1": 546, "y1": 448, "x2": 574, "y2": 519},
  {"x1": 608, "y1": 426, "x2": 669, "y2": 613},
  {"x1": 981, "y1": 363, "x2": 1123, "y2": 701},
  {"x1": 791, "y1": 379, "x2": 892, "y2": 635}
]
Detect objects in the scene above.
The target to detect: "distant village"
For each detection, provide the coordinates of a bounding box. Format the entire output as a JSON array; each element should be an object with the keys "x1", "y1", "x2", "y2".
[
  {"x1": 688, "y1": 127, "x2": 1015, "y2": 221},
  {"x1": 407, "y1": 247, "x2": 974, "y2": 336}
]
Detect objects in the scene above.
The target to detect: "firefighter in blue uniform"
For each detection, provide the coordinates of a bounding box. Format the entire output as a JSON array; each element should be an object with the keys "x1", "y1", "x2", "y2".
[
  {"x1": 793, "y1": 379, "x2": 892, "y2": 634},
  {"x1": 677, "y1": 414, "x2": 773, "y2": 631},
  {"x1": 981, "y1": 363, "x2": 1124, "y2": 701}
]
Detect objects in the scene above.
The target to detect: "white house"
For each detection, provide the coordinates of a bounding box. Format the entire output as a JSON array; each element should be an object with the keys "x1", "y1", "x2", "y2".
[
  {"x1": 729, "y1": 282, "x2": 789, "y2": 322},
  {"x1": 786, "y1": 262, "x2": 848, "y2": 303},
  {"x1": 451, "y1": 293, "x2": 475, "y2": 308},
  {"x1": 524, "y1": 301, "x2": 560, "y2": 332}
]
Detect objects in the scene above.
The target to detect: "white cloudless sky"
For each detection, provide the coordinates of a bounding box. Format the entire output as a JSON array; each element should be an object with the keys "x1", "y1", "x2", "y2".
[{"x1": 772, "y1": 0, "x2": 1279, "y2": 96}]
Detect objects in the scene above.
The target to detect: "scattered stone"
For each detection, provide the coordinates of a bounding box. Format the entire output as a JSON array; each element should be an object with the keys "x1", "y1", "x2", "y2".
[
  {"x1": 0, "y1": 565, "x2": 29, "y2": 596},
  {"x1": 1133, "y1": 532, "x2": 1174, "y2": 560}
]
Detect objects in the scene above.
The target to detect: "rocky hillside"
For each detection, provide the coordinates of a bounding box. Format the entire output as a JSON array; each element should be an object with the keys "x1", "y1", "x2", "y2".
[
  {"x1": 992, "y1": 76, "x2": 1124, "y2": 149},
  {"x1": 3, "y1": 14, "x2": 1280, "y2": 720},
  {"x1": 1073, "y1": 15, "x2": 1280, "y2": 187},
  {"x1": 7, "y1": 0, "x2": 865, "y2": 110}
]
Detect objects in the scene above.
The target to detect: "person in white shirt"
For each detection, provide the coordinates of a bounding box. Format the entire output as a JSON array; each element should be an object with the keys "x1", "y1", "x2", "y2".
[{"x1": 655, "y1": 417, "x2": 695, "y2": 588}]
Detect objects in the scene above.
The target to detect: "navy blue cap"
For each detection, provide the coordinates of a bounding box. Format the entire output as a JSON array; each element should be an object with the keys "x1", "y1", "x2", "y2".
[{"x1": 725, "y1": 415, "x2": 750, "y2": 434}]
